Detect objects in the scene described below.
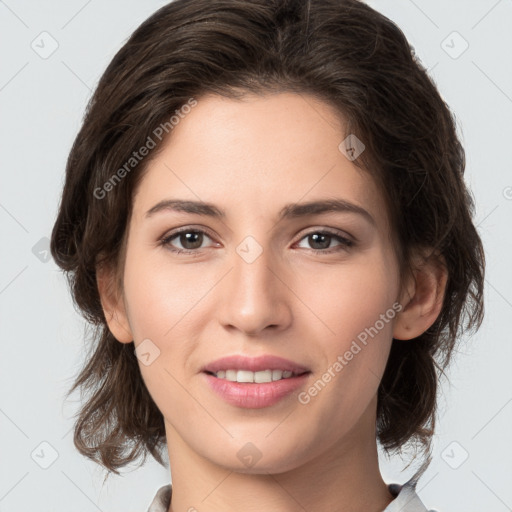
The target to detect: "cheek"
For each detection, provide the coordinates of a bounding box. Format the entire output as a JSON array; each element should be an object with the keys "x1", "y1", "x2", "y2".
[
  {"x1": 122, "y1": 247, "x2": 206, "y2": 341},
  {"x1": 121, "y1": 249, "x2": 205, "y2": 414},
  {"x1": 299, "y1": 252, "x2": 399, "y2": 348},
  {"x1": 121, "y1": 246, "x2": 216, "y2": 392},
  {"x1": 297, "y1": 250, "x2": 399, "y2": 406}
]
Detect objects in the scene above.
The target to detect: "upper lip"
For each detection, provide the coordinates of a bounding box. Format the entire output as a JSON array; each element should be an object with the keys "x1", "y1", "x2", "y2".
[{"x1": 202, "y1": 355, "x2": 310, "y2": 374}]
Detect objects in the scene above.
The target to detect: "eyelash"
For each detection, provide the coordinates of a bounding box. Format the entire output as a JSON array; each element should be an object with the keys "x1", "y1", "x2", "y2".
[{"x1": 158, "y1": 226, "x2": 355, "y2": 256}]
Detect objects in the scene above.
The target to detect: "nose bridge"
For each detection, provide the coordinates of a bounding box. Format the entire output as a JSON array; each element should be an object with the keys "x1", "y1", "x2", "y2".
[{"x1": 218, "y1": 235, "x2": 291, "y2": 334}]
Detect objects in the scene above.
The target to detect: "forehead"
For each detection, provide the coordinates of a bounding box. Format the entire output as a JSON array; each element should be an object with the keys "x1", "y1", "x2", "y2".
[{"x1": 132, "y1": 92, "x2": 388, "y2": 229}]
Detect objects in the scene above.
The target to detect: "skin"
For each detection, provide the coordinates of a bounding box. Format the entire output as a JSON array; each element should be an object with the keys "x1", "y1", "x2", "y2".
[{"x1": 98, "y1": 92, "x2": 447, "y2": 512}]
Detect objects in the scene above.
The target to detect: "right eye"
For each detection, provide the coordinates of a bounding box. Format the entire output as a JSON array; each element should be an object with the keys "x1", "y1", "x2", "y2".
[{"x1": 159, "y1": 228, "x2": 218, "y2": 254}]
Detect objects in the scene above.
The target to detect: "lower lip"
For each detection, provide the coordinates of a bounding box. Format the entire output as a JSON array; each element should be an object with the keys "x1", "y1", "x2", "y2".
[{"x1": 203, "y1": 372, "x2": 310, "y2": 409}]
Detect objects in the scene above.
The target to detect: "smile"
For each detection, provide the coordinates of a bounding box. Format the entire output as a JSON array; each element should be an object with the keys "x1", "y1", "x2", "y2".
[
  {"x1": 201, "y1": 354, "x2": 311, "y2": 408},
  {"x1": 208, "y1": 369, "x2": 303, "y2": 383}
]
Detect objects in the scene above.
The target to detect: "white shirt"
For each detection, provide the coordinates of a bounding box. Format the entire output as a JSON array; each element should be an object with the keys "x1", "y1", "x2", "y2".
[{"x1": 146, "y1": 477, "x2": 439, "y2": 511}]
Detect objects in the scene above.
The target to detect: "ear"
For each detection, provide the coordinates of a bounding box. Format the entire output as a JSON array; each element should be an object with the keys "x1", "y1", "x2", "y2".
[
  {"x1": 96, "y1": 263, "x2": 133, "y2": 344},
  {"x1": 393, "y1": 248, "x2": 448, "y2": 340}
]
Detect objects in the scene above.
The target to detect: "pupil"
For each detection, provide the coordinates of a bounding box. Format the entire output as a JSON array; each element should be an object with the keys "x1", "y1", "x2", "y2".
[
  {"x1": 310, "y1": 233, "x2": 330, "y2": 249},
  {"x1": 181, "y1": 232, "x2": 202, "y2": 249}
]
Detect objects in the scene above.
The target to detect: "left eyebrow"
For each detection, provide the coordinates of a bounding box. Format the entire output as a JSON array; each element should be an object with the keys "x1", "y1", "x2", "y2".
[
  {"x1": 278, "y1": 198, "x2": 375, "y2": 226},
  {"x1": 144, "y1": 198, "x2": 375, "y2": 226}
]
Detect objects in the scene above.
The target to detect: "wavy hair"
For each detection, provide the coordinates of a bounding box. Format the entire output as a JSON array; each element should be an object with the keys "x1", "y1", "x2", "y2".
[{"x1": 50, "y1": 0, "x2": 485, "y2": 480}]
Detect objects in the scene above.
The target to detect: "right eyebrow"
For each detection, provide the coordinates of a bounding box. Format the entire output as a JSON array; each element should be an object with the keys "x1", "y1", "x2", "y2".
[{"x1": 145, "y1": 199, "x2": 225, "y2": 219}]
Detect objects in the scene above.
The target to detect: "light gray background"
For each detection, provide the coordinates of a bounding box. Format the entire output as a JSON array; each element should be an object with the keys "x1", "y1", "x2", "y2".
[{"x1": 1, "y1": 1, "x2": 511, "y2": 511}]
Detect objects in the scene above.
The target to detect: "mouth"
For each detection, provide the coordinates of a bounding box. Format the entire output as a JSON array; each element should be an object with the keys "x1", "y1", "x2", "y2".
[
  {"x1": 201, "y1": 354, "x2": 310, "y2": 378},
  {"x1": 201, "y1": 355, "x2": 311, "y2": 408},
  {"x1": 204, "y1": 368, "x2": 308, "y2": 383}
]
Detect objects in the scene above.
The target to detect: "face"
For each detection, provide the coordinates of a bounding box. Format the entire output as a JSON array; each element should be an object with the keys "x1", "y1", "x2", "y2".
[{"x1": 112, "y1": 92, "x2": 406, "y2": 474}]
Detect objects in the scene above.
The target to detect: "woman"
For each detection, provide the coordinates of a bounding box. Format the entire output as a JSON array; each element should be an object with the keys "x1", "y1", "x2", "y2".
[{"x1": 50, "y1": 1, "x2": 485, "y2": 511}]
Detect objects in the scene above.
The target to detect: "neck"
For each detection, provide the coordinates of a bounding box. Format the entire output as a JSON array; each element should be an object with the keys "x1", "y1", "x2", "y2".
[{"x1": 164, "y1": 402, "x2": 394, "y2": 512}]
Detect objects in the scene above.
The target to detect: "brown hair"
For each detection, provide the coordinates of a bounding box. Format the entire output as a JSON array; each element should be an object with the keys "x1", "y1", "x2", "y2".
[{"x1": 50, "y1": 0, "x2": 485, "y2": 480}]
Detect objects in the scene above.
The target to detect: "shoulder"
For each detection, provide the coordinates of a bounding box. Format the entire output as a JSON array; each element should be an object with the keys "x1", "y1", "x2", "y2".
[
  {"x1": 146, "y1": 484, "x2": 172, "y2": 512},
  {"x1": 384, "y1": 478, "x2": 440, "y2": 512}
]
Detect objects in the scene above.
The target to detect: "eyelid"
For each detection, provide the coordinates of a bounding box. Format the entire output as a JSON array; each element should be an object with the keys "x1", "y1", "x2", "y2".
[
  {"x1": 162, "y1": 224, "x2": 217, "y2": 238},
  {"x1": 292, "y1": 226, "x2": 355, "y2": 245}
]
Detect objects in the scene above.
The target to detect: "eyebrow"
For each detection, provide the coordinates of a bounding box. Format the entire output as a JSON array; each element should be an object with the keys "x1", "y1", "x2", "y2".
[{"x1": 145, "y1": 198, "x2": 375, "y2": 226}]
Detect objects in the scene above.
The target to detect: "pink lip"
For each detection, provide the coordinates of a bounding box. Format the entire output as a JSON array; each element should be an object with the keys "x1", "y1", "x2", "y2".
[
  {"x1": 202, "y1": 354, "x2": 310, "y2": 374},
  {"x1": 203, "y1": 373, "x2": 310, "y2": 409},
  {"x1": 201, "y1": 355, "x2": 311, "y2": 409}
]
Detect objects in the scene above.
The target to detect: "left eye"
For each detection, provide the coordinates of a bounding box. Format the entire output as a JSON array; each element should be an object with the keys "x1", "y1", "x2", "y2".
[
  {"x1": 159, "y1": 229, "x2": 354, "y2": 254},
  {"x1": 295, "y1": 231, "x2": 354, "y2": 252}
]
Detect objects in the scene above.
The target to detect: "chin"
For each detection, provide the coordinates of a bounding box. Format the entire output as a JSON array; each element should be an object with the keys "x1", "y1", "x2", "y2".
[{"x1": 200, "y1": 436, "x2": 313, "y2": 476}]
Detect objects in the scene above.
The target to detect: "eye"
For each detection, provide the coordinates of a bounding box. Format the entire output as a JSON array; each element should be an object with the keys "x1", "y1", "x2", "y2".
[
  {"x1": 295, "y1": 230, "x2": 354, "y2": 253},
  {"x1": 159, "y1": 228, "x2": 217, "y2": 255}
]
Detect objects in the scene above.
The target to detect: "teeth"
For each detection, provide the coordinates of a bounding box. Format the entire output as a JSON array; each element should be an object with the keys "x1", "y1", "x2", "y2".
[
  {"x1": 272, "y1": 369, "x2": 283, "y2": 381},
  {"x1": 237, "y1": 370, "x2": 254, "y2": 383},
  {"x1": 254, "y1": 370, "x2": 272, "y2": 383},
  {"x1": 225, "y1": 369, "x2": 237, "y2": 381},
  {"x1": 214, "y1": 369, "x2": 298, "y2": 382}
]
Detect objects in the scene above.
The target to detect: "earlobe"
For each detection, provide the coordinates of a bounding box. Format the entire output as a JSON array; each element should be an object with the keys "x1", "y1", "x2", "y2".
[
  {"x1": 96, "y1": 264, "x2": 133, "y2": 344},
  {"x1": 393, "y1": 249, "x2": 448, "y2": 341}
]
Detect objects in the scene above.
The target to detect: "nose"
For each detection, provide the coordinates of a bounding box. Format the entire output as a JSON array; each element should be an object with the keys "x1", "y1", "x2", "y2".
[{"x1": 217, "y1": 240, "x2": 293, "y2": 337}]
